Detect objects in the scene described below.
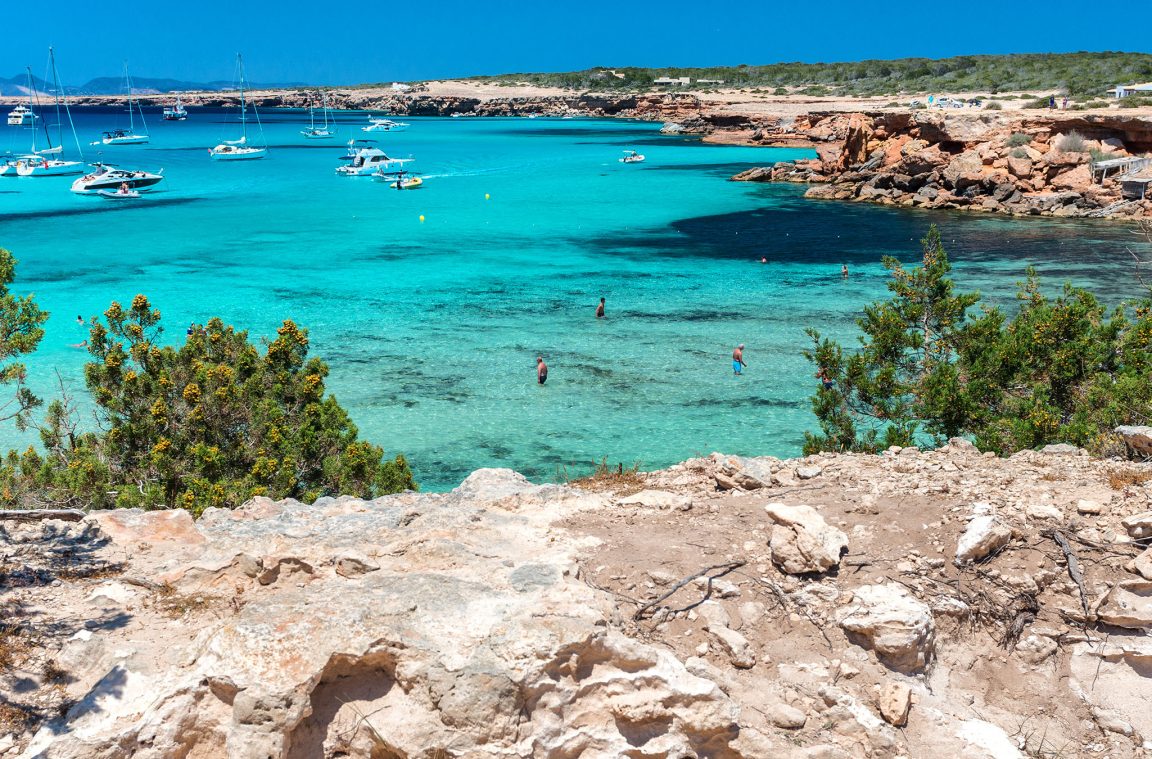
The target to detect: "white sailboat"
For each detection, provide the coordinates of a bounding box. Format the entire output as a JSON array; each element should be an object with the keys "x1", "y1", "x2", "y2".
[
  {"x1": 301, "y1": 95, "x2": 334, "y2": 139},
  {"x1": 209, "y1": 55, "x2": 267, "y2": 161},
  {"x1": 99, "y1": 64, "x2": 149, "y2": 145},
  {"x1": 5, "y1": 52, "x2": 85, "y2": 177}
]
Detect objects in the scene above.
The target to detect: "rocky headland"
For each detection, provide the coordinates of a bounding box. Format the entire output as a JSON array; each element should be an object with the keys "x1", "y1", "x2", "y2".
[
  {"x1": 5, "y1": 439, "x2": 1152, "y2": 758},
  {"x1": 730, "y1": 111, "x2": 1152, "y2": 219}
]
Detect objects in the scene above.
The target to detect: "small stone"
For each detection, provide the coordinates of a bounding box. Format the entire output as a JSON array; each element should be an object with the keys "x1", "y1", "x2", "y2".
[
  {"x1": 878, "y1": 682, "x2": 912, "y2": 727},
  {"x1": 796, "y1": 465, "x2": 823, "y2": 480},
  {"x1": 1076, "y1": 499, "x2": 1104, "y2": 516},
  {"x1": 768, "y1": 702, "x2": 808, "y2": 729}
]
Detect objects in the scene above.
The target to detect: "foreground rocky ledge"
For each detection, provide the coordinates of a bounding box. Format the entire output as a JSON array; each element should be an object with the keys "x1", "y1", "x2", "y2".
[
  {"x1": 4, "y1": 441, "x2": 1152, "y2": 757},
  {"x1": 732, "y1": 110, "x2": 1152, "y2": 220}
]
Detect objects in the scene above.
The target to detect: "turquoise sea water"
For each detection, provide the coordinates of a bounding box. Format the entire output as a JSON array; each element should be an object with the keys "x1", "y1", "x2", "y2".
[{"x1": 2, "y1": 108, "x2": 1151, "y2": 490}]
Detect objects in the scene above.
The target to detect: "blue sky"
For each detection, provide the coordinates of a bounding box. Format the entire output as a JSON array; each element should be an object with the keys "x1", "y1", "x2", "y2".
[{"x1": 6, "y1": 0, "x2": 1151, "y2": 85}]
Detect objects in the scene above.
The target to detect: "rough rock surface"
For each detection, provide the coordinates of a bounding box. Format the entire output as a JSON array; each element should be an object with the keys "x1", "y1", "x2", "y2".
[
  {"x1": 763, "y1": 503, "x2": 848, "y2": 574},
  {"x1": 7, "y1": 445, "x2": 1152, "y2": 758},
  {"x1": 733, "y1": 110, "x2": 1152, "y2": 219}
]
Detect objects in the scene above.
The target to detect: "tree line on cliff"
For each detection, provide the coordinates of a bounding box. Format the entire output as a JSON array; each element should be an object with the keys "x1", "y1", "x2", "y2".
[
  {"x1": 0, "y1": 250, "x2": 415, "y2": 513},
  {"x1": 477, "y1": 52, "x2": 1152, "y2": 97},
  {"x1": 805, "y1": 225, "x2": 1152, "y2": 455}
]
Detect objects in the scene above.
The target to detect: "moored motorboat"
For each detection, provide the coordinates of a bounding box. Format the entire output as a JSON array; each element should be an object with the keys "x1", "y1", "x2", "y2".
[
  {"x1": 337, "y1": 143, "x2": 402, "y2": 176},
  {"x1": 7, "y1": 104, "x2": 37, "y2": 126},
  {"x1": 619, "y1": 149, "x2": 645, "y2": 164},
  {"x1": 163, "y1": 96, "x2": 188, "y2": 121},
  {"x1": 362, "y1": 117, "x2": 409, "y2": 132},
  {"x1": 71, "y1": 163, "x2": 164, "y2": 194}
]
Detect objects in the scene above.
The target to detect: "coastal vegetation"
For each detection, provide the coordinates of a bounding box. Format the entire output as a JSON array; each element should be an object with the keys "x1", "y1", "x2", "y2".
[
  {"x1": 473, "y1": 52, "x2": 1152, "y2": 97},
  {"x1": 804, "y1": 226, "x2": 1152, "y2": 456},
  {"x1": 0, "y1": 250, "x2": 415, "y2": 512}
]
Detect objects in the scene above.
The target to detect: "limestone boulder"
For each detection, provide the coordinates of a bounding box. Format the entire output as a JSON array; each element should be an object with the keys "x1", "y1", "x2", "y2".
[
  {"x1": 1096, "y1": 581, "x2": 1152, "y2": 629},
  {"x1": 1121, "y1": 511, "x2": 1152, "y2": 540},
  {"x1": 955, "y1": 515, "x2": 1013, "y2": 564},
  {"x1": 764, "y1": 503, "x2": 849, "y2": 574},
  {"x1": 838, "y1": 583, "x2": 936, "y2": 672}
]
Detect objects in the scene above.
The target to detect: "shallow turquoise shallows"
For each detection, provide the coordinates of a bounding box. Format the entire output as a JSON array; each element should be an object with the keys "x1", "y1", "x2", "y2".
[{"x1": 2, "y1": 108, "x2": 1150, "y2": 490}]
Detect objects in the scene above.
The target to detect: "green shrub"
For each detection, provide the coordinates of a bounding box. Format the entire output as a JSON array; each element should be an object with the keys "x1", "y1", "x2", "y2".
[
  {"x1": 804, "y1": 227, "x2": 1152, "y2": 456},
  {"x1": 1007, "y1": 132, "x2": 1033, "y2": 147},
  {"x1": 773, "y1": 87, "x2": 788, "y2": 95},
  {"x1": 1010, "y1": 147, "x2": 1029, "y2": 159},
  {"x1": 0, "y1": 274, "x2": 417, "y2": 511},
  {"x1": 984, "y1": 101, "x2": 1003, "y2": 110}
]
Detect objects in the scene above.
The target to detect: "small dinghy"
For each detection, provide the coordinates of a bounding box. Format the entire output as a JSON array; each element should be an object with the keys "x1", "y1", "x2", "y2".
[
  {"x1": 619, "y1": 150, "x2": 645, "y2": 164},
  {"x1": 97, "y1": 188, "x2": 141, "y2": 200}
]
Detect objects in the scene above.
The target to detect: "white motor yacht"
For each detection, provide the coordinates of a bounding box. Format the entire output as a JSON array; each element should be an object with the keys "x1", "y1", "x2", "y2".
[
  {"x1": 337, "y1": 144, "x2": 401, "y2": 176},
  {"x1": 7, "y1": 105, "x2": 37, "y2": 126},
  {"x1": 163, "y1": 96, "x2": 188, "y2": 121},
  {"x1": 362, "y1": 117, "x2": 409, "y2": 133},
  {"x1": 71, "y1": 163, "x2": 164, "y2": 194}
]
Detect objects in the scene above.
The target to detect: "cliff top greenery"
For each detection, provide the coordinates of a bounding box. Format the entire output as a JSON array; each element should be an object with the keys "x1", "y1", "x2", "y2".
[{"x1": 467, "y1": 52, "x2": 1152, "y2": 97}]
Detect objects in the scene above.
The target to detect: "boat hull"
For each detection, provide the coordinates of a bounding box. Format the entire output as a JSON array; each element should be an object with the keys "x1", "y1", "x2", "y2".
[
  {"x1": 103, "y1": 135, "x2": 149, "y2": 145},
  {"x1": 302, "y1": 130, "x2": 335, "y2": 139},
  {"x1": 97, "y1": 189, "x2": 141, "y2": 199},
  {"x1": 71, "y1": 171, "x2": 164, "y2": 194},
  {"x1": 15, "y1": 160, "x2": 85, "y2": 177},
  {"x1": 209, "y1": 147, "x2": 267, "y2": 161}
]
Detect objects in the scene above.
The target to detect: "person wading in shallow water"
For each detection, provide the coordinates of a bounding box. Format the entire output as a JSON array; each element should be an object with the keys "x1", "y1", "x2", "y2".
[
  {"x1": 537, "y1": 356, "x2": 548, "y2": 385},
  {"x1": 732, "y1": 344, "x2": 746, "y2": 375},
  {"x1": 596, "y1": 297, "x2": 605, "y2": 318}
]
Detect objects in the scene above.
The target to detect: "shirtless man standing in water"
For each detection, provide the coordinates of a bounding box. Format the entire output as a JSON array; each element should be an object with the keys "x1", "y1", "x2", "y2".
[
  {"x1": 537, "y1": 356, "x2": 548, "y2": 385},
  {"x1": 732, "y1": 344, "x2": 746, "y2": 375},
  {"x1": 596, "y1": 297, "x2": 605, "y2": 318}
]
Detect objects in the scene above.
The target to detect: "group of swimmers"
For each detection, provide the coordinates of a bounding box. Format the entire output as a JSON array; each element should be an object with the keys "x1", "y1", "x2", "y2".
[
  {"x1": 536, "y1": 263, "x2": 850, "y2": 386},
  {"x1": 534, "y1": 297, "x2": 753, "y2": 385}
]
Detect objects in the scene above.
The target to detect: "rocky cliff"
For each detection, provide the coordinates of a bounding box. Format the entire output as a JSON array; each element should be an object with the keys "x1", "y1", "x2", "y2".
[
  {"x1": 5, "y1": 441, "x2": 1152, "y2": 758},
  {"x1": 733, "y1": 111, "x2": 1152, "y2": 219}
]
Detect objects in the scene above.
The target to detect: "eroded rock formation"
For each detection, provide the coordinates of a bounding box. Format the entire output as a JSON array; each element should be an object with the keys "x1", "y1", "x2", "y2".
[{"x1": 6, "y1": 444, "x2": 1152, "y2": 757}]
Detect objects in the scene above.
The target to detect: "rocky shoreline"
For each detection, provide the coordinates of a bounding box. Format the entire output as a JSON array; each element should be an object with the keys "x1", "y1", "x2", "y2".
[
  {"x1": 4, "y1": 442, "x2": 1152, "y2": 757},
  {"x1": 11, "y1": 86, "x2": 1152, "y2": 220},
  {"x1": 730, "y1": 111, "x2": 1152, "y2": 220}
]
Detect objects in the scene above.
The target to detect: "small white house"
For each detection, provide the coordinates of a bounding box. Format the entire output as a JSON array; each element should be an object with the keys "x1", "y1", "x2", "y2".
[
  {"x1": 696, "y1": 79, "x2": 725, "y2": 85},
  {"x1": 654, "y1": 77, "x2": 690, "y2": 86},
  {"x1": 1108, "y1": 82, "x2": 1152, "y2": 98},
  {"x1": 391, "y1": 82, "x2": 412, "y2": 92}
]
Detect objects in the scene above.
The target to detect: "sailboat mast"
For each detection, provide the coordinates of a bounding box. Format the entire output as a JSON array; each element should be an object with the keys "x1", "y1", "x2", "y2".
[
  {"x1": 238, "y1": 54, "x2": 247, "y2": 140},
  {"x1": 29, "y1": 67, "x2": 47, "y2": 153},
  {"x1": 124, "y1": 62, "x2": 135, "y2": 131},
  {"x1": 51, "y1": 47, "x2": 84, "y2": 161}
]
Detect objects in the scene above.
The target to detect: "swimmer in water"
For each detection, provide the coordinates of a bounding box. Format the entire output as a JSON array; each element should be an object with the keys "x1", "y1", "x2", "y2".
[
  {"x1": 596, "y1": 297, "x2": 605, "y2": 318},
  {"x1": 537, "y1": 356, "x2": 548, "y2": 385},
  {"x1": 732, "y1": 344, "x2": 746, "y2": 375}
]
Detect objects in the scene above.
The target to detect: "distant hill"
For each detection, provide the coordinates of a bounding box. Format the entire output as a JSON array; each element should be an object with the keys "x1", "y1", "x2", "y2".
[
  {"x1": 1, "y1": 73, "x2": 310, "y2": 96},
  {"x1": 470, "y1": 52, "x2": 1152, "y2": 96},
  {"x1": 0, "y1": 73, "x2": 51, "y2": 97}
]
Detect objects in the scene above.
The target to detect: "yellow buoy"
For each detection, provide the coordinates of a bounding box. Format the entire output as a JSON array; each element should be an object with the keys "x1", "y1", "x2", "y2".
[
  {"x1": 419, "y1": 215, "x2": 425, "y2": 223},
  {"x1": 485, "y1": 193, "x2": 490, "y2": 200}
]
